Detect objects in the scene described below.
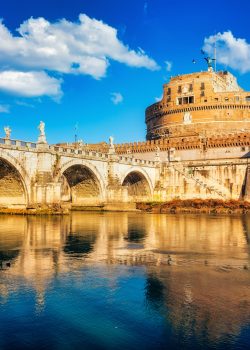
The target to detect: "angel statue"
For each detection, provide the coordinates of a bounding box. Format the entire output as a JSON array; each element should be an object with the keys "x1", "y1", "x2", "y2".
[
  {"x1": 109, "y1": 136, "x2": 114, "y2": 148},
  {"x1": 38, "y1": 121, "x2": 45, "y2": 136},
  {"x1": 4, "y1": 126, "x2": 11, "y2": 139},
  {"x1": 37, "y1": 121, "x2": 47, "y2": 144},
  {"x1": 204, "y1": 56, "x2": 216, "y2": 71}
]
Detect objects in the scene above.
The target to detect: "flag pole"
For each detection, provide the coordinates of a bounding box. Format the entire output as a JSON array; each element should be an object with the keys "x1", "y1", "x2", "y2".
[{"x1": 214, "y1": 33, "x2": 217, "y2": 72}]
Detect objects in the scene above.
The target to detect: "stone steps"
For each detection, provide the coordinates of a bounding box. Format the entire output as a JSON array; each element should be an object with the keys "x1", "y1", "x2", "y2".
[{"x1": 172, "y1": 164, "x2": 230, "y2": 199}]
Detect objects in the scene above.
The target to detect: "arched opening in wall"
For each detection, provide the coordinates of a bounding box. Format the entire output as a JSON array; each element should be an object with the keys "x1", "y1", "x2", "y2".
[
  {"x1": 62, "y1": 165, "x2": 102, "y2": 206},
  {"x1": 122, "y1": 171, "x2": 151, "y2": 202},
  {"x1": 0, "y1": 158, "x2": 27, "y2": 208}
]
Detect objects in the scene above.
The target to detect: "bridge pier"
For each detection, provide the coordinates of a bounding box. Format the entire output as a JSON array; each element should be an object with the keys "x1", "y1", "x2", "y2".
[{"x1": 33, "y1": 182, "x2": 62, "y2": 207}]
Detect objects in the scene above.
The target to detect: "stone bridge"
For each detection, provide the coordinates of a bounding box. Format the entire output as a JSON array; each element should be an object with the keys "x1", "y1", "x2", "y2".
[
  {"x1": 0, "y1": 138, "x2": 160, "y2": 210},
  {"x1": 0, "y1": 136, "x2": 249, "y2": 210}
]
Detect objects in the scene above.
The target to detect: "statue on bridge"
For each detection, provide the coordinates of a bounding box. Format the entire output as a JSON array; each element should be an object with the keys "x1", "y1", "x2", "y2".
[
  {"x1": 37, "y1": 121, "x2": 47, "y2": 144},
  {"x1": 4, "y1": 126, "x2": 11, "y2": 140},
  {"x1": 108, "y1": 136, "x2": 116, "y2": 155},
  {"x1": 109, "y1": 136, "x2": 114, "y2": 148}
]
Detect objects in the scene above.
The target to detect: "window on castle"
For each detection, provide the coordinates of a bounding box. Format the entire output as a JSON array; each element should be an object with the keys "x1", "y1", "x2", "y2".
[
  {"x1": 201, "y1": 82, "x2": 205, "y2": 90},
  {"x1": 178, "y1": 85, "x2": 182, "y2": 93},
  {"x1": 245, "y1": 96, "x2": 250, "y2": 102},
  {"x1": 189, "y1": 84, "x2": 193, "y2": 92},
  {"x1": 225, "y1": 97, "x2": 229, "y2": 101},
  {"x1": 167, "y1": 88, "x2": 171, "y2": 95},
  {"x1": 177, "y1": 96, "x2": 194, "y2": 105},
  {"x1": 200, "y1": 90, "x2": 205, "y2": 97}
]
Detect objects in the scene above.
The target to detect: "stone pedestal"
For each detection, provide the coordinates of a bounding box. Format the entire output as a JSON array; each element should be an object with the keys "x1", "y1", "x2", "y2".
[{"x1": 37, "y1": 135, "x2": 47, "y2": 144}]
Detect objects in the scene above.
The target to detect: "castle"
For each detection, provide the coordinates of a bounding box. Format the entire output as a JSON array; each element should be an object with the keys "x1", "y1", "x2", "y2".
[
  {"x1": 0, "y1": 67, "x2": 249, "y2": 211},
  {"x1": 146, "y1": 70, "x2": 250, "y2": 140},
  {"x1": 86, "y1": 68, "x2": 250, "y2": 164}
]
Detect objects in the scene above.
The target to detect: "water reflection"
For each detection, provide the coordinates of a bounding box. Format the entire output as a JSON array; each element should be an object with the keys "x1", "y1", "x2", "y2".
[{"x1": 0, "y1": 212, "x2": 249, "y2": 349}]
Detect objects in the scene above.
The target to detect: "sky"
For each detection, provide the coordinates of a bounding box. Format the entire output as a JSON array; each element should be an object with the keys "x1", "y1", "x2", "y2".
[{"x1": 0, "y1": 0, "x2": 250, "y2": 144}]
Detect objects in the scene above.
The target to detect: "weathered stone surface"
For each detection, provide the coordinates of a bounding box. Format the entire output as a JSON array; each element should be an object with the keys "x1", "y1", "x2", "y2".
[
  {"x1": 244, "y1": 166, "x2": 250, "y2": 200},
  {"x1": 0, "y1": 159, "x2": 26, "y2": 207},
  {"x1": 145, "y1": 70, "x2": 250, "y2": 140},
  {"x1": 0, "y1": 137, "x2": 249, "y2": 210}
]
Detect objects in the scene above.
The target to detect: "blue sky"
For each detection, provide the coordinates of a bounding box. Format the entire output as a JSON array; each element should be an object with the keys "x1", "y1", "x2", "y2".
[{"x1": 0, "y1": 0, "x2": 250, "y2": 144}]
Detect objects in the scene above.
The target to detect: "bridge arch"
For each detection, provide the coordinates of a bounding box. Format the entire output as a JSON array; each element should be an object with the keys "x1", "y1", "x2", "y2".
[
  {"x1": 121, "y1": 167, "x2": 153, "y2": 202},
  {"x1": 58, "y1": 159, "x2": 105, "y2": 206},
  {"x1": 0, "y1": 150, "x2": 30, "y2": 208}
]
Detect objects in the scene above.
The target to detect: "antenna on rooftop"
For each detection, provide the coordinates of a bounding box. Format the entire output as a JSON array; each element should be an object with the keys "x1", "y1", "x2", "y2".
[
  {"x1": 74, "y1": 123, "x2": 78, "y2": 143},
  {"x1": 214, "y1": 32, "x2": 217, "y2": 72}
]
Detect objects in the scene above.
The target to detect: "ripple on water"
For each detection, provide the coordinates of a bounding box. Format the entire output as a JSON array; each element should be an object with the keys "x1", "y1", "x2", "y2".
[{"x1": 0, "y1": 212, "x2": 249, "y2": 349}]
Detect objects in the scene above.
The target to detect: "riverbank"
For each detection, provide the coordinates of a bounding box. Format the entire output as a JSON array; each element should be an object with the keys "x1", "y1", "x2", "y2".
[
  {"x1": 0, "y1": 205, "x2": 69, "y2": 215},
  {"x1": 136, "y1": 199, "x2": 250, "y2": 215},
  {"x1": 1, "y1": 199, "x2": 250, "y2": 215}
]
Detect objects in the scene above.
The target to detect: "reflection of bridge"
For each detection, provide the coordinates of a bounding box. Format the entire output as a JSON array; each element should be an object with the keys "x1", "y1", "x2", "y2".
[
  {"x1": 0, "y1": 138, "x2": 159, "y2": 209},
  {"x1": 0, "y1": 212, "x2": 249, "y2": 341},
  {"x1": 0, "y1": 136, "x2": 249, "y2": 210}
]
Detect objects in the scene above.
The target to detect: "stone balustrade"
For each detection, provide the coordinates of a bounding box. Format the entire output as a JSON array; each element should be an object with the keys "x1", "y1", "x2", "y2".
[{"x1": 0, "y1": 138, "x2": 157, "y2": 168}]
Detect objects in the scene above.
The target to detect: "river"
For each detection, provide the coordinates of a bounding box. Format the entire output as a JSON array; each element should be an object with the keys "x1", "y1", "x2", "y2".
[{"x1": 0, "y1": 212, "x2": 249, "y2": 349}]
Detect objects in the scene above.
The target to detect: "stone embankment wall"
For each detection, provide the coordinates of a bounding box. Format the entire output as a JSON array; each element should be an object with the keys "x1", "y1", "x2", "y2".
[{"x1": 157, "y1": 160, "x2": 249, "y2": 201}]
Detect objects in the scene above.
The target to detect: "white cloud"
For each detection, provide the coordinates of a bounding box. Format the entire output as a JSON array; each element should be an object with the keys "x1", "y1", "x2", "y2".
[
  {"x1": 155, "y1": 94, "x2": 163, "y2": 102},
  {"x1": 0, "y1": 104, "x2": 10, "y2": 113},
  {"x1": 15, "y1": 100, "x2": 35, "y2": 108},
  {"x1": 0, "y1": 14, "x2": 158, "y2": 80},
  {"x1": 0, "y1": 14, "x2": 159, "y2": 101},
  {"x1": 111, "y1": 92, "x2": 123, "y2": 105},
  {"x1": 0, "y1": 71, "x2": 62, "y2": 99},
  {"x1": 165, "y1": 60, "x2": 172, "y2": 72},
  {"x1": 203, "y1": 31, "x2": 250, "y2": 73}
]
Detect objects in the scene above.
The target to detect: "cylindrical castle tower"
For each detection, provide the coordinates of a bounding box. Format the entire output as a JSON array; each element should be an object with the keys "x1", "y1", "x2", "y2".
[{"x1": 145, "y1": 70, "x2": 250, "y2": 140}]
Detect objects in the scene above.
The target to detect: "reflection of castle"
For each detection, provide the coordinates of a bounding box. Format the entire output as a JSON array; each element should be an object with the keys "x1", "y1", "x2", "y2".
[{"x1": 0, "y1": 213, "x2": 249, "y2": 339}]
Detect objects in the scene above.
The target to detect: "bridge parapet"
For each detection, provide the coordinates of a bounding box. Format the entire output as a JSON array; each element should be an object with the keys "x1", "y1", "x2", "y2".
[
  {"x1": 0, "y1": 138, "x2": 158, "y2": 168},
  {"x1": 0, "y1": 138, "x2": 37, "y2": 150}
]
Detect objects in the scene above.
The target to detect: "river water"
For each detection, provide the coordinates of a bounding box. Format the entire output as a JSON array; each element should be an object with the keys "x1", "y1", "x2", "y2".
[{"x1": 0, "y1": 212, "x2": 249, "y2": 349}]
